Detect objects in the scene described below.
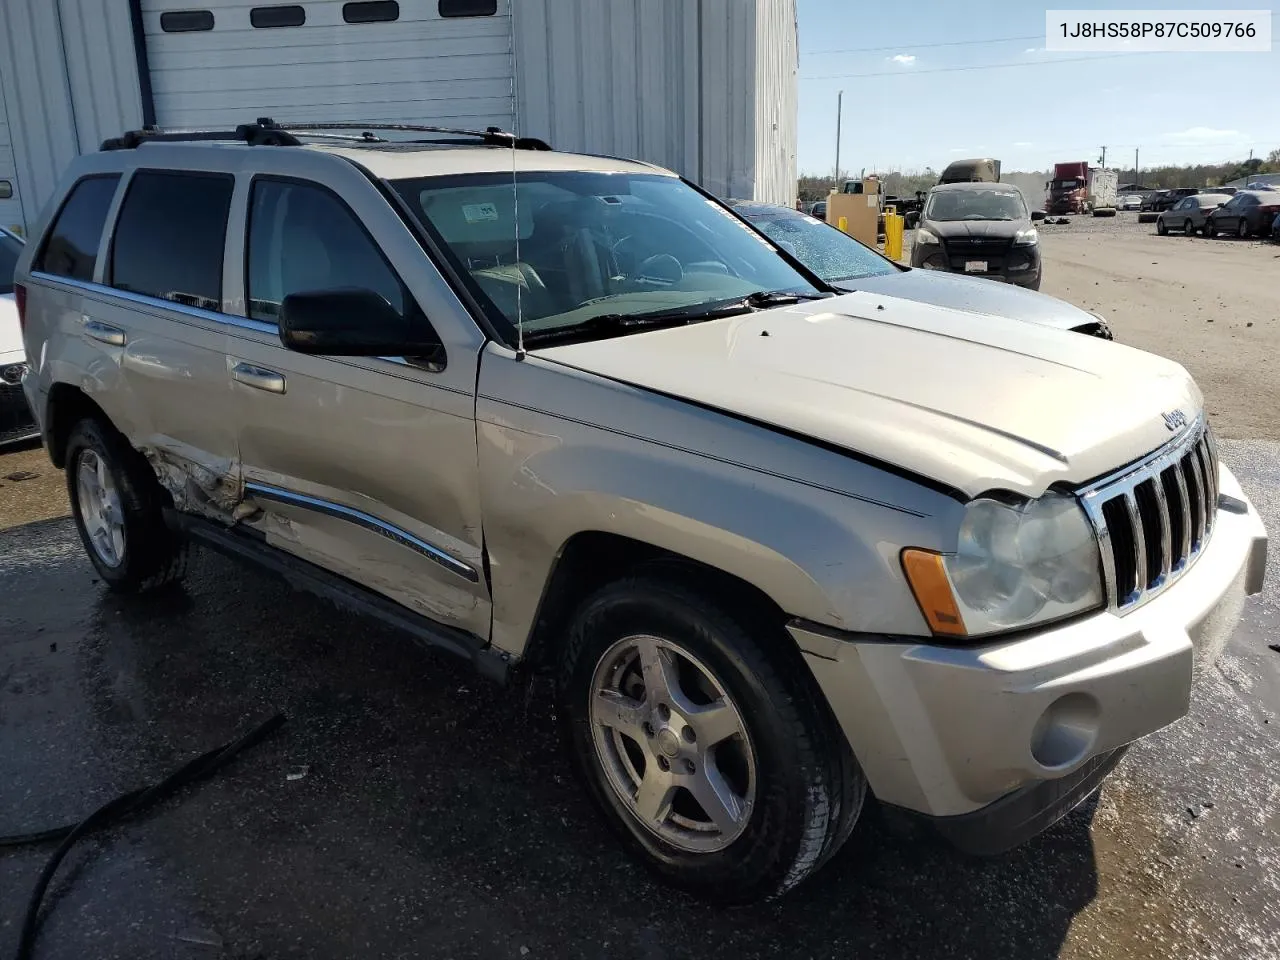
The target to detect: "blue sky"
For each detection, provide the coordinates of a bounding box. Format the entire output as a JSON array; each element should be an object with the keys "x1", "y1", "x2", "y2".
[{"x1": 796, "y1": 0, "x2": 1279, "y2": 175}]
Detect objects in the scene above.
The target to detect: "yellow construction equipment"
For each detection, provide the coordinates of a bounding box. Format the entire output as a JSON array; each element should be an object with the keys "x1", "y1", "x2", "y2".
[{"x1": 883, "y1": 204, "x2": 904, "y2": 261}]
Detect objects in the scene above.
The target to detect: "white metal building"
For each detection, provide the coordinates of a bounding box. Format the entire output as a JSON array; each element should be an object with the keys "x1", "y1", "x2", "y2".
[{"x1": 0, "y1": 0, "x2": 797, "y2": 234}]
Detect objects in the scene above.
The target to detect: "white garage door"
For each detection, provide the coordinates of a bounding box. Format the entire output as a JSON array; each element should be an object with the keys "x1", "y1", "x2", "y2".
[
  {"x1": 0, "y1": 85, "x2": 24, "y2": 234},
  {"x1": 141, "y1": 0, "x2": 514, "y2": 131}
]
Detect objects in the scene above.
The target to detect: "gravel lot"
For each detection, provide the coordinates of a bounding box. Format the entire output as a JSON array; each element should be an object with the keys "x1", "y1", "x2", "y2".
[
  {"x1": 1036, "y1": 213, "x2": 1280, "y2": 442},
  {"x1": 1, "y1": 220, "x2": 1277, "y2": 960}
]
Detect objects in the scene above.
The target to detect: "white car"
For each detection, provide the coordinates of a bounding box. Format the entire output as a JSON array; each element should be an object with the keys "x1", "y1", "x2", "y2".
[
  {"x1": 1120, "y1": 194, "x2": 1142, "y2": 211},
  {"x1": 1, "y1": 226, "x2": 39, "y2": 444}
]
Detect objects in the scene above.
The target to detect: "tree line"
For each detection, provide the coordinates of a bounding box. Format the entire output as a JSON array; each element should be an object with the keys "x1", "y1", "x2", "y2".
[{"x1": 799, "y1": 149, "x2": 1280, "y2": 202}]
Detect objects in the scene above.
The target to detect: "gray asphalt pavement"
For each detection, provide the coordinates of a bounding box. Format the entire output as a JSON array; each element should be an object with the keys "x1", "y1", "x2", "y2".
[{"x1": 0, "y1": 436, "x2": 1276, "y2": 960}]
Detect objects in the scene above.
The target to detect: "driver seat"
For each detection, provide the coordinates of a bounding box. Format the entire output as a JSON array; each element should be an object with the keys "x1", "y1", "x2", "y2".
[{"x1": 526, "y1": 198, "x2": 613, "y2": 309}]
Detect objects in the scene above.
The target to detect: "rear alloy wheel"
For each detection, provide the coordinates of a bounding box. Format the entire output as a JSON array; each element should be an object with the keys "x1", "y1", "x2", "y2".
[
  {"x1": 65, "y1": 417, "x2": 187, "y2": 593},
  {"x1": 1185, "y1": 219, "x2": 1196, "y2": 236},
  {"x1": 1156, "y1": 218, "x2": 1168, "y2": 235},
  {"x1": 560, "y1": 576, "x2": 864, "y2": 902},
  {"x1": 75, "y1": 449, "x2": 126, "y2": 569},
  {"x1": 1237, "y1": 218, "x2": 1250, "y2": 239}
]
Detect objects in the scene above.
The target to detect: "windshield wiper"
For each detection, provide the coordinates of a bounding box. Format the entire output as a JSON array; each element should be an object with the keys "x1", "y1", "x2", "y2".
[
  {"x1": 742, "y1": 289, "x2": 830, "y2": 307},
  {"x1": 523, "y1": 290, "x2": 828, "y2": 348}
]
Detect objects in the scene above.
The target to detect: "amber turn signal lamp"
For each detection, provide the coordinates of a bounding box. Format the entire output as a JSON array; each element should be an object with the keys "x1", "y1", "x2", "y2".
[{"x1": 900, "y1": 548, "x2": 967, "y2": 638}]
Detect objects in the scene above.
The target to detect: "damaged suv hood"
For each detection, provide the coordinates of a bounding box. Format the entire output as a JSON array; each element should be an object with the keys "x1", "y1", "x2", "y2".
[{"x1": 537, "y1": 292, "x2": 1201, "y2": 499}]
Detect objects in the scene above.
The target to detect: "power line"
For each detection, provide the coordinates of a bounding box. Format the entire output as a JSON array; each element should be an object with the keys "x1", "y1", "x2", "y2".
[
  {"x1": 806, "y1": 34, "x2": 1042, "y2": 56},
  {"x1": 803, "y1": 52, "x2": 1143, "y2": 81}
]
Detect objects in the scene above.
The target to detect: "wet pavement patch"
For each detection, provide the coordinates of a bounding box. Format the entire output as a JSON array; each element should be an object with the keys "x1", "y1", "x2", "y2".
[{"x1": 0, "y1": 442, "x2": 1277, "y2": 960}]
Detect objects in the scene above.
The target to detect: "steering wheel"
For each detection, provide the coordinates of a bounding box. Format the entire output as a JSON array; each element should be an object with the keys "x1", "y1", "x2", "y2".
[
  {"x1": 633, "y1": 253, "x2": 683, "y2": 286},
  {"x1": 610, "y1": 235, "x2": 684, "y2": 285}
]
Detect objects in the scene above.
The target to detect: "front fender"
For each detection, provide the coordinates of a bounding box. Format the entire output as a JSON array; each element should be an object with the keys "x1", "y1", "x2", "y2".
[{"x1": 477, "y1": 346, "x2": 961, "y2": 657}]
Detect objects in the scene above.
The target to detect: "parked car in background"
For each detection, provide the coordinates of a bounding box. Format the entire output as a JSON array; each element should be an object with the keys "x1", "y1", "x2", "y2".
[
  {"x1": 1138, "y1": 190, "x2": 1170, "y2": 222},
  {"x1": 810, "y1": 199, "x2": 827, "y2": 222},
  {"x1": 1140, "y1": 190, "x2": 1170, "y2": 213},
  {"x1": 0, "y1": 225, "x2": 39, "y2": 445},
  {"x1": 1204, "y1": 190, "x2": 1280, "y2": 238},
  {"x1": 729, "y1": 201, "x2": 1112, "y2": 338},
  {"x1": 911, "y1": 182, "x2": 1045, "y2": 289},
  {"x1": 1158, "y1": 188, "x2": 1200, "y2": 211},
  {"x1": 1157, "y1": 193, "x2": 1232, "y2": 236},
  {"x1": 1119, "y1": 194, "x2": 1142, "y2": 211}
]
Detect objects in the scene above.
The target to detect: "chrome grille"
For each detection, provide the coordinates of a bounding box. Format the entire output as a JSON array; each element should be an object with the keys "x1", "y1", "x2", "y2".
[{"x1": 1079, "y1": 422, "x2": 1218, "y2": 611}]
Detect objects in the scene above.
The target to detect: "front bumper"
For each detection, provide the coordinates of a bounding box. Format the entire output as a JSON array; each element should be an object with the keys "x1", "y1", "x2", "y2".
[
  {"x1": 795, "y1": 465, "x2": 1266, "y2": 836},
  {"x1": 911, "y1": 246, "x2": 1040, "y2": 288}
]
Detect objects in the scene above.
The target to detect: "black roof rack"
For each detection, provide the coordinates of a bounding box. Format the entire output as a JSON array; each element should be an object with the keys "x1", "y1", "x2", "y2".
[{"x1": 101, "y1": 117, "x2": 553, "y2": 152}]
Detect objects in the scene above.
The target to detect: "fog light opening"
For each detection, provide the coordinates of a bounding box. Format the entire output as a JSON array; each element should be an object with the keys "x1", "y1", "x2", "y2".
[{"x1": 1030, "y1": 692, "x2": 1100, "y2": 771}]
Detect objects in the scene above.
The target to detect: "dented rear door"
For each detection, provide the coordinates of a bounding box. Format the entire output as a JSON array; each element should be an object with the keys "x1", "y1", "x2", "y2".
[{"x1": 101, "y1": 166, "x2": 241, "y2": 514}]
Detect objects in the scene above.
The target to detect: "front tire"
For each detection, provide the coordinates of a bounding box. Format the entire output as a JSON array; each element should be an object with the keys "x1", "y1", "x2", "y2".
[
  {"x1": 1157, "y1": 218, "x2": 1168, "y2": 235},
  {"x1": 1185, "y1": 219, "x2": 1196, "y2": 236},
  {"x1": 1237, "y1": 219, "x2": 1250, "y2": 239},
  {"x1": 559, "y1": 575, "x2": 864, "y2": 902},
  {"x1": 65, "y1": 417, "x2": 187, "y2": 593},
  {"x1": 1206, "y1": 220, "x2": 1218, "y2": 238}
]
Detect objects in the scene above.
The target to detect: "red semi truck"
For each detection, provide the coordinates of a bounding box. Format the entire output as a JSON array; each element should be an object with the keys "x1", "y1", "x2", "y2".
[{"x1": 1046, "y1": 161, "x2": 1118, "y2": 216}]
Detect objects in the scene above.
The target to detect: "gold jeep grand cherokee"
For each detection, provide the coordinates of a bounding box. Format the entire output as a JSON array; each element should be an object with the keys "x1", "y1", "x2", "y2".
[{"x1": 14, "y1": 119, "x2": 1267, "y2": 902}]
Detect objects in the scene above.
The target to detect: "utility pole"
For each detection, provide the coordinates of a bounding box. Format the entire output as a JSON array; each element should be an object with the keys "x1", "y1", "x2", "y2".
[
  {"x1": 834, "y1": 90, "x2": 843, "y2": 188},
  {"x1": 1134, "y1": 147, "x2": 1139, "y2": 184},
  {"x1": 1099, "y1": 145, "x2": 1107, "y2": 168}
]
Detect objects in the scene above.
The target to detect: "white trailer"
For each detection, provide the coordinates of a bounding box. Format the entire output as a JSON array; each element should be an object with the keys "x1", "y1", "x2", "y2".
[{"x1": 1089, "y1": 168, "x2": 1119, "y2": 217}]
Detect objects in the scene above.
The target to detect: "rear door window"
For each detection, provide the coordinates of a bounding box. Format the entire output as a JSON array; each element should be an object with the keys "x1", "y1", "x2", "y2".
[
  {"x1": 109, "y1": 171, "x2": 234, "y2": 311},
  {"x1": 35, "y1": 175, "x2": 121, "y2": 282}
]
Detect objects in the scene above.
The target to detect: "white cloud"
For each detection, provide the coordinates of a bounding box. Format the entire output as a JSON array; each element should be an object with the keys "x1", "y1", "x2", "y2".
[
  {"x1": 1164, "y1": 126, "x2": 1247, "y2": 144},
  {"x1": 1013, "y1": 141, "x2": 1034, "y2": 148},
  {"x1": 888, "y1": 54, "x2": 916, "y2": 65},
  {"x1": 1024, "y1": 47, "x2": 1042, "y2": 53}
]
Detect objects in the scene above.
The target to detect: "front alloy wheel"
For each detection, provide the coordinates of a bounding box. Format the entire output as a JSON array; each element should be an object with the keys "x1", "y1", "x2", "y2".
[
  {"x1": 560, "y1": 576, "x2": 865, "y2": 902},
  {"x1": 590, "y1": 635, "x2": 756, "y2": 852}
]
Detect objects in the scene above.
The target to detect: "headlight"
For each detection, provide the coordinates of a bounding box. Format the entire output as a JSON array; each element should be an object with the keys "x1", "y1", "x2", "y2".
[
  {"x1": 0, "y1": 362, "x2": 27, "y2": 385},
  {"x1": 1013, "y1": 228, "x2": 1039, "y2": 246},
  {"x1": 901, "y1": 492, "x2": 1103, "y2": 638},
  {"x1": 915, "y1": 228, "x2": 939, "y2": 245},
  {"x1": 1084, "y1": 311, "x2": 1114, "y2": 340}
]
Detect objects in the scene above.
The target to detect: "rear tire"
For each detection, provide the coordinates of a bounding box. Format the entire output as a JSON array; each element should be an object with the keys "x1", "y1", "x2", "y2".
[
  {"x1": 1185, "y1": 219, "x2": 1196, "y2": 236},
  {"x1": 1156, "y1": 218, "x2": 1168, "y2": 235},
  {"x1": 558, "y1": 575, "x2": 864, "y2": 902},
  {"x1": 65, "y1": 417, "x2": 187, "y2": 593},
  {"x1": 1237, "y1": 219, "x2": 1250, "y2": 239}
]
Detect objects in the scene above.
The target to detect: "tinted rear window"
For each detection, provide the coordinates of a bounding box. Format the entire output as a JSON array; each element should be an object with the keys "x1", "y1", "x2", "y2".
[
  {"x1": 110, "y1": 171, "x2": 233, "y2": 311},
  {"x1": 35, "y1": 175, "x2": 120, "y2": 282},
  {"x1": 1, "y1": 231, "x2": 23, "y2": 295}
]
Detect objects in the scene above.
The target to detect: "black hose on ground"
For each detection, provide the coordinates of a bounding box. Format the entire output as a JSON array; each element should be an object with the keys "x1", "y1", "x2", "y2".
[{"x1": 2, "y1": 713, "x2": 287, "y2": 960}]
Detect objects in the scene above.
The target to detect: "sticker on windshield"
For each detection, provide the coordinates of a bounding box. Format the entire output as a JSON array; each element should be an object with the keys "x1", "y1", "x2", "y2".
[{"x1": 462, "y1": 202, "x2": 499, "y2": 224}]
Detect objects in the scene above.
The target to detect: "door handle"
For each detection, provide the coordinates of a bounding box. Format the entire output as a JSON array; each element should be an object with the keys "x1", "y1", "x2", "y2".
[
  {"x1": 232, "y1": 362, "x2": 287, "y2": 394},
  {"x1": 84, "y1": 319, "x2": 126, "y2": 346}
]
